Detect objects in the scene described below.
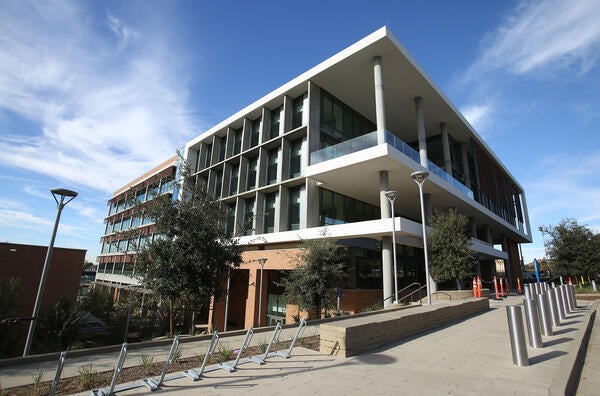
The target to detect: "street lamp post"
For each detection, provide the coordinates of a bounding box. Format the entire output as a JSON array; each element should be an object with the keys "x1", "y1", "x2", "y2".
[
  {"x1": 538, "y1": 226, "x2": 549, "y2": 272},
  {"x1": 411, "y1": 171, "x2": 431, "y2": 306},
  {"x1": 385, "y1": 191, "x2": 399, "y2": 304},
  {"x1": 257, "y1": 258, "x2": 267, "y2": 327},
  {"x1": 23, "y1": 188, "x2": 77, "y2": 356}
]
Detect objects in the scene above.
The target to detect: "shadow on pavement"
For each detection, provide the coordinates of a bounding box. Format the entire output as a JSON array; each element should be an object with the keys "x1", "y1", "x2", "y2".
[
  {"x1": 543, "y1": 337, "x2": 573, "y2": 347},
  {"x1": 529, "y1": 350, "x2": 567, "y2": 365}
]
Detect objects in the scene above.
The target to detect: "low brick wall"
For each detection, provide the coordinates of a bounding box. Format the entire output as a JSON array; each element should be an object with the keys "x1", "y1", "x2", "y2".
[{"x1": 320, "y1": 298, "x2": 489, "y2": 358}]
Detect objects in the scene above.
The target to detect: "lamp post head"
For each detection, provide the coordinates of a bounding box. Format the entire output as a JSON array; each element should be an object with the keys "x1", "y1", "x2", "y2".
[
  {"x1": 384, "y1": 191, "x2": 398, "y2": 201},
  {"x1": 410, "y1": 171, "x2": 429, "y2": 184},
  {"x1": 51, "y1": 188, "x2": 78, "y2": 198},
  {"x1": 258, "y1": 258, "x2": 267, "y2": 266},
  {"x1": 538, "y1": 226, "x2": 543, "y2": 232}
]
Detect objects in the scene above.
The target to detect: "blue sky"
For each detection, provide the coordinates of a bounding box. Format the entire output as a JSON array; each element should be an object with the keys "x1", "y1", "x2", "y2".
[{"x1": 0, "y1": 0, "x2": 598, "y2": 263}]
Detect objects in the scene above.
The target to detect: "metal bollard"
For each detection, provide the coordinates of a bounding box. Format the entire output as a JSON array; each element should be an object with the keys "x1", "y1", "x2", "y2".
[
  {"x1": 554, "y1": 286, "x2": 566, "y2": 321},
  {"x1": 524, "y1": 284, "x2": 531, "y2": 300},
  {"x1": 524, "y1": 298, "x2": 543, "y2": 348},
  {"x1": 547, "y1": 289, "x2": 560, "y2": 327},
  {"x1": 593, "y1": 279, "x2": 597, "y2": 292},
  {"x1": 506, "y1": 305, "x2": 529, "y2": 366},
  {"x1": 560, "y1": 285, "x2": 571, "y2": 314},
  {"x1": 536, "y1": 293, "x2": 553, "y2": 336},
  {"x1": 563, "y1": 285, "x2": 574, "y2": 313},
  {"x1": 569, "y1": 285, "x2": 578, "y2": 310}
]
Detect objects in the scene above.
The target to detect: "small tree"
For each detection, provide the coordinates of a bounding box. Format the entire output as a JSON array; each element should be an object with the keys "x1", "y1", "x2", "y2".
[
  {"x1": 281, "y1": 234, "x2": 345, "y2": 318},
  {"x1": 547, "y1": 219, "x2": 598, "y2": 278},
  {"x1": 428, "y1": 208, "x2": 477, "y2": 290},
  {"x1": 136, "y1": 155, "x2": 243, "y2": 336}
]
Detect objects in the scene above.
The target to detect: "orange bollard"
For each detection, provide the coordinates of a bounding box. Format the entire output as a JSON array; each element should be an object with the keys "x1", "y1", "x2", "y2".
[
  {"x1": 493, "y1": 276, "x2": 499, "y2": 299},
  {"x1": 473, "y1": 277, "x2": 477, "y2": 297},
  {"x1": 568, "y1": 277, "x2": 573, "y2": 286},
  {"x1": 500, "y1": 277, "x2": 505, "y2": 297},
  {"x1": 477, "y1": 276, "x2": 482, "y2": 298},
  {"x1": 517, "y1": 278, "x2": 522, "y2": 294}
]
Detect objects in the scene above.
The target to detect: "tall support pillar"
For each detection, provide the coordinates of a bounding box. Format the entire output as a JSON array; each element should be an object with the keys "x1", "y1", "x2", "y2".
[
  {"x1": 379, "y1": 170, "x2": 393, "y2": 308},
  {"x1": 502, "y1": 235, "x2": 512, "y2": 288},
  {"x1": 373, "y1": 56, "x2": 386, "y2": 144},
  {"x1": 470, "y1": 218, "x2": 481, "y2": 276},
  {"x1": 415, "y1": 97, "x2": 428, "y2": 168},
  {"x1": 520, "y1": 192, "x2": 532, "y2": 238},
  {"x1": 440, "y1": 123, "x2": 452, "y2": 175}
]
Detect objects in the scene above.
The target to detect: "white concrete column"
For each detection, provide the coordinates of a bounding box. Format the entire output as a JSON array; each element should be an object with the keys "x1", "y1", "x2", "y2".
[
  {"x1": 379, "y1": 170, "x2": 393, "y2": 308},
  {"x1": 440, "y1": 122, "x2": 452, "y2": 175},
  {"x1": 460, "y1": 143, "x2": 471, "y2": 189},
  {"x1": 415, "y1": 97, "x2": 428, "y2": 168},
  {"x1": 373, "y1": 56, "x2": 386, "y2": 144},
  {"x1": 520, "y1": 192, "x2": 532, "y2": 237}
]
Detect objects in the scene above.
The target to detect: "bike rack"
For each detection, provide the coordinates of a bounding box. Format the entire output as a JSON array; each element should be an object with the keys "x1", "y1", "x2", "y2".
[
  {"x1": 249, "y1": 322, "x2": 282, "y2": 365},
  {"x1": 92, "y1": 342, "x2": 127, "y2": 396},
  {"x1": 142, "y1": 335, "x2": 180, "y2": 391},
  {"x1": 275, "y1": 319, "x2": 307, "y2": 359},
  {"x1": 220, "y1": 327, "x2": 254, "y2": 373},
  {"x1": 50, "y1": 351, "x2": 66, "y2": 396},
  {"x1": 183, "y1": 330, "x2": 220, "y2": 381}
]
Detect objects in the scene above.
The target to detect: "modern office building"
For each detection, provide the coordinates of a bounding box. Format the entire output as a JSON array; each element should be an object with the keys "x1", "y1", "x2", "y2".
[
  {"x1": 95, "y1": 155, "x2": 178, "y2": 298},
  {"x1": 184, "y1": 27, "x2": 532, "y2": 330}
]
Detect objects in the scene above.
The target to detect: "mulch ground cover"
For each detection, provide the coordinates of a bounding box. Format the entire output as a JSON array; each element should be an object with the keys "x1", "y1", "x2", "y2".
[{"x1": 3, "y1": 335, "x2": 319, "y2": 395}]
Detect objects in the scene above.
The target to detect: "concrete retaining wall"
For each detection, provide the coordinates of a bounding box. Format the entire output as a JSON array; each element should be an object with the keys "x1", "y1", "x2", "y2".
[{"x1": 320, "y1": 298, "x2": 489, "y2": 358}]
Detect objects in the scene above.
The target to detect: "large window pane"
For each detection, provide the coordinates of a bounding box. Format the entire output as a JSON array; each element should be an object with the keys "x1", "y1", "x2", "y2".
[
  {"x1": 267, "y1": 148, "x2": 278, "y2": 184},
  {"x1": 250, "y1": 118, "x2": 261, "y2": 147},
  {"x1": 264, "y1": 192, "x2": 276, "y2": 233},
  {"x1": 244, "y1": 197, "x2": 255, "y2": 235},
  {"x1": 292, "y1": 94, "x2": 304, "y2": 129},
  {"x1": 270, "y1": 107, "x2": 281, "y2": 139},
  {"x1": 288, "y1": 186, "x2": 301, "y2": 230},
  {"x1": 290, "y1": 139, "x2": 302, "y2": 178},
  {"x1": 247, "y1": 157, "x2": 257, "y2": 190}
]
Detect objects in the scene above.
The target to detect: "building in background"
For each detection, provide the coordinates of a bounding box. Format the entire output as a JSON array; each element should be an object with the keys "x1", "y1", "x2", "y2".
[
  {"x1": 0, "y1": 242, "x2": 86, "y2": 353},
  {"x1": 184, "y1": 27, "x2": 532, "y2": 330},
  {"x1": 95, "y1": 155, "x2": 178, "y2": 302}
]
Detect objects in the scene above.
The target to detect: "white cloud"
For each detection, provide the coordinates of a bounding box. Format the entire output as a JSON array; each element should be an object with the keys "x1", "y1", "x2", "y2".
[
  {"x1": 0, "y1": 1, "x2": 199, "y2": 194},
  {"x1": 460, "y1": 103, "x2": 495, "y2": 135},
  {"x1": 467, "y1": 0, "x2": 600, "y2": 78}
]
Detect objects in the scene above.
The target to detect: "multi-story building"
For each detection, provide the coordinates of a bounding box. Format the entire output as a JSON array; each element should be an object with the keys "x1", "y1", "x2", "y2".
[
  {"x1": 184, "y1": 27, "x2": 532, "y2": 330},
  {"x1": 95, "y1": 155, "x2": 178, "y2": 298}
]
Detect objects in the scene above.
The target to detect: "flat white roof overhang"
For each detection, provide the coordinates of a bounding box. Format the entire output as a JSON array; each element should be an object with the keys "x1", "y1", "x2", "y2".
[{"x1": 238, "y1": 216, "x2": 507, "y2": 260}]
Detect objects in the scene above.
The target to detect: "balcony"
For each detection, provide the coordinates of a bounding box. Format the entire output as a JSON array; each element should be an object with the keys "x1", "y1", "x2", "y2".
[{"x1": 309, "y1": 130, "x2": 473, "y2": 199}]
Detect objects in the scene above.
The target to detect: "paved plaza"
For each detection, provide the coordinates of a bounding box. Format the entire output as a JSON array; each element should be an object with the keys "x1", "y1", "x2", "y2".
[{"x1": 1, "y1": 296, "x2": 598, "y2": 395}]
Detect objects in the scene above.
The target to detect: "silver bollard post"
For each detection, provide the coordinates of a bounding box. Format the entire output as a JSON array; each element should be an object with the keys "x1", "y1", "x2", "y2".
[
  {"x1": 592, "y1": 279, "x2": 597, "y2": 292},
  {"x1": 536, "y1": 293, "x2": 553, "y2": 336},
  {"x1": 560, "y1": 285, "x2": 571, "y2": 314},
  {"x1": 569, "y1": 285, "x2": 578, "y2": 309},
  {"x1": 554, "y1": 286, "x2": 566, "y2": 321},
  {"x1": 524, "y1": 284, "x2": 531, "y2": 300},
  {"x1": 563, "y1": 285, "x2": 574, "y2": 313},
  {"x1": 524, "y1": 298, "x2": 543, "y2": 348},
  {"x1": 547, "y1": 289, "x2": 560, "y2": 327},
  {"x1": 506, "y1": 305, "x2": 529, "y2": 366}
]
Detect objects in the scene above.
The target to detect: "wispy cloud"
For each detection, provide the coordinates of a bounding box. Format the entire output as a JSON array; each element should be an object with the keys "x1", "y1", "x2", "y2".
[
  {"x1": 466, "y1": 0, "x2": 600, "y2": 79},
  {"x1": 460, "y1": 102, "x2": 495, "y2": 137},
  {"x1": 0, "y1": 1, "x2": 199, "y2": 194}
]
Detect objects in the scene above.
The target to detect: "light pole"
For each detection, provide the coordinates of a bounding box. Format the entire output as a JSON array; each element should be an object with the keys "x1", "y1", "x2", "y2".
[
  {"x1": 538, "y1": 226, "x2": 549, "y2": 272},
  {"x1": 24, "y1": 188, "x2": 77, "y2": 356},
  {"x1": 385, "y1": 191, "x2": 399, "y2": 304},
  {"x1": 257, "y1": 258, "x2": 267, "y2": 327},
  {"x1": 411, "y1": 171, "x2": 431, "y2": 306}
]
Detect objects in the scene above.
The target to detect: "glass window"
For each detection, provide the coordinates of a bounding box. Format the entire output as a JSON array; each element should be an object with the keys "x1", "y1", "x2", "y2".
[
  {"x1": 270, "y1": 107, "x2": 281, "y2": 139},
  {"x1": 204, "y1": 143, "x2": 213, "y2": 168},
  {"x1": 226, "y1": 203, "x2": 236, "y2": 235},
  {"x1": 290, "y1": 139, "x2": 302, "y2": 178},
  {"x1": 288, "y1": 186, "x2": 301, "y2": 230},
  {"x1": 105, "y1": 220, "x2": 113, "y2": 234},
  {"x1": 160, "y1": 175, "x2": 174, "y2": 194},
  {"x1": 136, "y1": 189, "x2": 146, "y2": 204},
  {"x1": 267, "y1": 148, "x2": 278, "y2": 184},
  {"x1": 250, "y1": 118, "x2": 261, "y2": 147},
  {"x1": 121, "y1": 216, "x2": 131, "y2": 231},
  {"x1": 112, "y1": 218, "x2": 121, "y2": 232},
  {"x1": 292, "y1": 95, "x2": 304, "y2": 129},
  {"x1": 319, "y1": 188, "x2": 378, "y2": 226},
  {"x1": 320, "y1": 90, "x2": 375, "y2": 147},
  {"x1": 229, "y1": 165, "x2": 239, "y2": 195},
  {"x1": 123, "y1": 262, "x2": 134, "y2": 276},
  {"x1": 233, "y1": 128, "x2": 242, "y2": 155},
  {"x1": 116, "y1": 199, "x2": 125, "y2": 213},
  {"x1": 105, "y1": 262, "x2": 114, "y2": 273},
  {"x1": 264, "y1": 192, "x2": 276, "y2": 233},
  {"x1": 244, "y1": 197, "x2": 255, "y2": 235},
  {"x1": 214, "y1": 169, "x2": 223, "y2": 198},
  {"x1": 113, "y1": 261, "x2": 123, "y2": 274},
  {"x1": 147, "y1": 183, "x2": 159, "y2": 200},
  {"x1": 218, "y1": 136, "x2": 226, "y2": 162},
  {"x1": 247, "y1": 157, "x2": 257, "y2": 190}
]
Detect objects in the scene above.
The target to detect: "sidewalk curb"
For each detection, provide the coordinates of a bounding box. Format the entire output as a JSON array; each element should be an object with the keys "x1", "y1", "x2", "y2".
[{"x1": 548, "y1": 300, "x2": 598, "y2": 396}]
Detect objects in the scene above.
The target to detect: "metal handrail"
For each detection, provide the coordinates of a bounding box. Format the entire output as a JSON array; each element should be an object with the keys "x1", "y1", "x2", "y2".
[
  {"x1": 399, "y1": 284, "x2": 427, "y2": 304},
  {"x1": 397, "y1": 282, "x2": 421, "y2": 296}
]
